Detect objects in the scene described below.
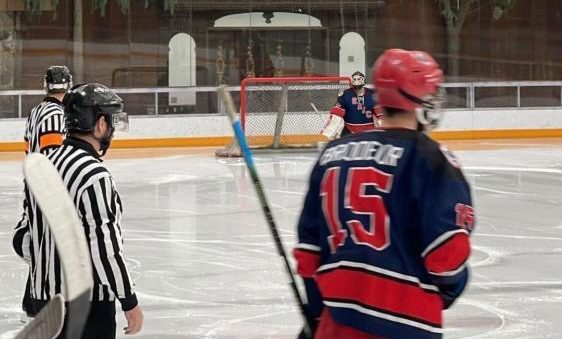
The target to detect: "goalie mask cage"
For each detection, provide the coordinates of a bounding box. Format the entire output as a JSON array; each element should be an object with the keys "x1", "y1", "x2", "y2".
[{"x1": 216, "y1": 76, "x2": 351, "y2": 157}]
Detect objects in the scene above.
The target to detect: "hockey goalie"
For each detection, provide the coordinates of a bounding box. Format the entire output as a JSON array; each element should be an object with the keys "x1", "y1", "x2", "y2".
[{"x1": 321, "y1": 71, "x2": 383, "y2": 140}]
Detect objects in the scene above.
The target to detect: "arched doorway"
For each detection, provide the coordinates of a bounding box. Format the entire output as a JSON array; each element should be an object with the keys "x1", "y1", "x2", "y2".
[
  {"x1": 211, "y1": 12, "x2": 326, "y2": 81},
  {"x1": 339, "y1": 32, "x2": 366, "y2": 78},
  {"x1": 214, "y1": 12, "x2": 322, "y2": 28},
  {"x1": 168, "y1": 33, "x2": 196, "y2": 106}
]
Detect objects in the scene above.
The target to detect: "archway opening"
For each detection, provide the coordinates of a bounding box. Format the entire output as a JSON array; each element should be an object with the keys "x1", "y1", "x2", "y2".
[{"x1": 211, "y1": 12, "x2": 327, "y2": 81}]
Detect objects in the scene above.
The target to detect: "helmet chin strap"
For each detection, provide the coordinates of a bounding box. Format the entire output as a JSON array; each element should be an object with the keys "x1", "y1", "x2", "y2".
[
  {"x1": 98, "y1": 126, "x2": 114, "y2": 157},
  {"x1": 415, "y1": 107, "x2": 442, "y2": 132},
  {"x1": 398, "y1": 88, "x2": 444, "y2": 132}
]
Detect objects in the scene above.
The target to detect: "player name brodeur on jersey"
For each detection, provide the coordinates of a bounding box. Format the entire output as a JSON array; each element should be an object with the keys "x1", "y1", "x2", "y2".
[{"x1": 319, "y1": 140, "x2": 404, "y2": 167}]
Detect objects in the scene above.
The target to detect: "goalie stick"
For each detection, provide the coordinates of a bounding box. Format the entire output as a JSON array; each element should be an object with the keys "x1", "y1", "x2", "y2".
[
  {"x1": 309, "y1": 102, "x2": 331, "y2": 150},
  {"x1": 17, "y1": 153, "x2": 94, "y2": 339},
  {"x1": 218, "y1": 86, "x2": 313, "y2": 338},
  {"x1": 309, "y1": 102, "x2": 320, "y2": 114}
]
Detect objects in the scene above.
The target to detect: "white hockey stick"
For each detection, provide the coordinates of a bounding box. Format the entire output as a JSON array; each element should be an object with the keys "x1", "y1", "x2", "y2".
[
  {"x1": 18, "y1": 153, "x2": 94, "y2": 339},
  {"x1": 14, "y1": 295, "x2": 64, "y2": 339}
]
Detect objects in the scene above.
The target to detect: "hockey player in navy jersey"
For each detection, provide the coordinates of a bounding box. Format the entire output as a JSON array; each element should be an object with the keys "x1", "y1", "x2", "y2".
[
  {"x1": 322, "y1": 71, "x2": 382, "y2": 139},
  {"x1": 294, "y1": 49, "x2": 474, "y2": 338}
]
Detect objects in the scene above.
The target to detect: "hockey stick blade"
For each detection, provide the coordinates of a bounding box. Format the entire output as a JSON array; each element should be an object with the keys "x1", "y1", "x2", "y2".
[
  {"x1": 217, "y1": 86, "x2": 313, "y2": 337},
  {"x1": 15, "y1": 295, "x2": 64, "y2": 339},
  {"x1": 22, "y1": 153, "x2": 94, "y2": 339}
]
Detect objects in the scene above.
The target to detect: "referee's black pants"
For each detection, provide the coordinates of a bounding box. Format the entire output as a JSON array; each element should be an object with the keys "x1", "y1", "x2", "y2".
[{"x1": 30, "y1": 299, "x2": 116, "y2": 339}]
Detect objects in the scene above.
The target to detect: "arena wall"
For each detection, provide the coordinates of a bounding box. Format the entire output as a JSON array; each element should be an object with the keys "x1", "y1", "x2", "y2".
[{"x1": 1, "y1": 108, "x2": 562, "y2": 151}]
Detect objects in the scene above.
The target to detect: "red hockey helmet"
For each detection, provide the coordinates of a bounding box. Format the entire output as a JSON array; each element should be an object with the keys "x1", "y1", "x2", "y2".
[{"x1": 372, "y1": 49, "x2": 443, "y2": 111}]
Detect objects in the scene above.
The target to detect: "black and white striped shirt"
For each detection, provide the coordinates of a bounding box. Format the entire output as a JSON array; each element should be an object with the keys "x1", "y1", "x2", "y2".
[
  {"x1": 13, "y1": 97, "x2": 65, "y2": 273},
  {"x1": 24, "y1": 97, "x2": 64, "y2": 155},
  {"x1": 23, "y1": 136, "x2": 138, "y2": 311}
]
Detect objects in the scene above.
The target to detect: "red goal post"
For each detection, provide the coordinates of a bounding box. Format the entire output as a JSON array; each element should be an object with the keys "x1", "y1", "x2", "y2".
[{"x1": 216, "y1": 76, "x2": 351, "y2": 157}]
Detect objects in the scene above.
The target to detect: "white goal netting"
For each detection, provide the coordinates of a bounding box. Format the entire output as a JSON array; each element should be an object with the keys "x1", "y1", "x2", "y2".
[{"x1": 216, "y1": 76, "x2": 351, "y2": 157}]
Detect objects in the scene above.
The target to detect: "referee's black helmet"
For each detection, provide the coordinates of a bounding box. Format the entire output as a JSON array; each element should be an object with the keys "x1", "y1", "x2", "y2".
[
  {"x1": 44, "y1": 65, "x2": 72, "y2": 93},
  {"x1": 64, "y1": 83, "x2": 124, "y2": 133}
]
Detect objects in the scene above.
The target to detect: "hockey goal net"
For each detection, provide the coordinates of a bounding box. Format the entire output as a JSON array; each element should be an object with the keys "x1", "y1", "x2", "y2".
[{"x1": 216, "y1": 76, "x2": 351, "y2": 157}]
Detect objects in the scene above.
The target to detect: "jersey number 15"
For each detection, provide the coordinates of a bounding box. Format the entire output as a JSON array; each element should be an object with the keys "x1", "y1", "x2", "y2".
[{"x1": 321, "y1": 167, "x2": 393, "y2": 253}]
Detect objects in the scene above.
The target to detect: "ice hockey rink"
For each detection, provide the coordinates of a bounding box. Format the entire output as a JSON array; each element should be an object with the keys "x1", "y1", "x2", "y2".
[{"x1": 1, "y1": 138, "x2": 562, "y2": 339}]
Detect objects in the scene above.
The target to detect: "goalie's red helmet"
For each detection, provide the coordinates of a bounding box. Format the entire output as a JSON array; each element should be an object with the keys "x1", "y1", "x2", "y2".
[{"x1": 372, "y1": 49, "x2": 443, "y2": 111}]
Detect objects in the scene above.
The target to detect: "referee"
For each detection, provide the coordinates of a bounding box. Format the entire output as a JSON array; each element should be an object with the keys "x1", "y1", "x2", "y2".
[
  {"x1": 25, "y1": 65, "x2": 71, "y2": 155},
  {"x1": 12, "y1": 65, "x2": 72, "y2": 317},
  {"x1": 13, "y1": 83, "x2": 143, "y2": 338}
]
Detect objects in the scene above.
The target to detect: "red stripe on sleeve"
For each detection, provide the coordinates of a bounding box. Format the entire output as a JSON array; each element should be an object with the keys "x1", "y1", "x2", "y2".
[
  {"x1": 293, "y1": 248, "x2": 321, "y2": 278},
  {"x1": 330, "y1": 106, "x2": 346, "y2": 117},
  {"x1": 317, "y1": 268, "x2": 443, "y2": 325},
  {"x1": 424, "y1": 232, "x2": 470, "y2": 275},
  {"x1": 372, "y1": 106, "x2": 383, "y2": 119}
]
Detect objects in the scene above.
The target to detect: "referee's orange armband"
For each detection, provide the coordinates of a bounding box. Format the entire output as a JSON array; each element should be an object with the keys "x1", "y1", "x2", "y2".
[{"x1": 39, "y1": 132, "x2": 63, "y2": 150}]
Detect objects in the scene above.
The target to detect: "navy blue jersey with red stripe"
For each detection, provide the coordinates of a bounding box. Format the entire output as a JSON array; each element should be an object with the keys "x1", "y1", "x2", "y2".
[
  {"x1": 330, "y1": 88, "x2": 379, "y2": 133},
  {"x1": 293, "y1": 128, "x2": 474, "y2": 338}
]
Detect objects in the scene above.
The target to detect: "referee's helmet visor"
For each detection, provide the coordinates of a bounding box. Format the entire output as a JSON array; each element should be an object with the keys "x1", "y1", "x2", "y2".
[{"x1": 111, "y1": 112, "x2": 129, "y2": 132}]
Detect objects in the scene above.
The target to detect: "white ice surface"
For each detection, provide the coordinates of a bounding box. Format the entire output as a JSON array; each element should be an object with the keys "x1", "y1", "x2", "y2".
[{"x1": 1, "y1": 142, "x2": 562, "y2": 338}]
